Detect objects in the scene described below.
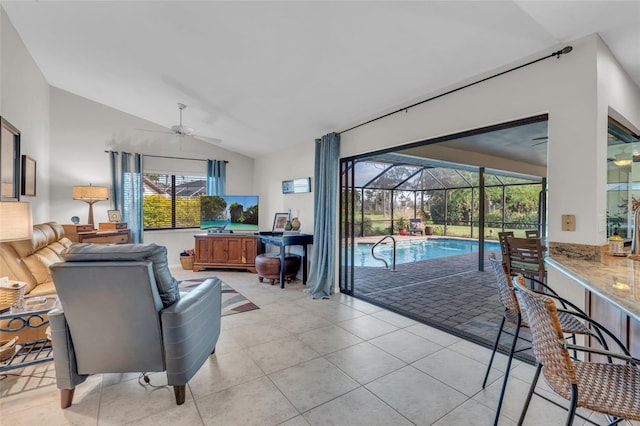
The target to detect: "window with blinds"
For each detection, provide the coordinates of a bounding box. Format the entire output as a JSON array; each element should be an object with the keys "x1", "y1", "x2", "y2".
[{"x1": 143, "y1": 173, "x2": 205, "y2": 230}]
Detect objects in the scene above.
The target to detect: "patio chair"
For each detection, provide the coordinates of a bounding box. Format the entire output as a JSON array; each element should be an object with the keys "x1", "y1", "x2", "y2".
[
  {"x1": 525, "y1": 229, "x2": 540, "y2": 238},
  {"x1": 409, "y1": 218, "x2": 423, "y2": 235},
  {"x1": 513, "y1": 276, "x2": 640, "y2": 426},
  {"x1": 497, "y1": 231, "x2": 514, "y2": 263},
  {"x1": 483, "y1": 255, "x2": 602, "y2": 426},
  {"x1": 506, "y1": 235, "x2": 546, "y2": 285}
]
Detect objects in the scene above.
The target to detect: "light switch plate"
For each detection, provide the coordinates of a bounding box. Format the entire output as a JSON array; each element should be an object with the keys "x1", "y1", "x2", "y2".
[{"x1": 562, "y1": 214, "x2": 576, "y2": 231}]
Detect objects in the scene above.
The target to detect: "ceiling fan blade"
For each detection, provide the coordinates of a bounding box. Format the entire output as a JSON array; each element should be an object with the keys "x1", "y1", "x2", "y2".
[
  {"x1": 135, "y1": 128, "x2": 174, "y2": 135},
  {"x1": 194, "y1": 135, "x2": 222, "y2": 144}
]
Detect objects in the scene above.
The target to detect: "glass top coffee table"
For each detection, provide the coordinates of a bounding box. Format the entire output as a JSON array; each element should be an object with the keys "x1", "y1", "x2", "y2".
[{"x1": 0, "y1": 295, "x2": 58, "y2": 372}]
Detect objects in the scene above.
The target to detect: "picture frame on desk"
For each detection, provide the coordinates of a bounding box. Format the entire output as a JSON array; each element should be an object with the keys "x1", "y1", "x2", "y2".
[
  {"x1": 272, "y1": 212, "x2": 289, "y2": 233},
  {"x1": 107, "y1": 210, "x2": 122, "y2": 222}
]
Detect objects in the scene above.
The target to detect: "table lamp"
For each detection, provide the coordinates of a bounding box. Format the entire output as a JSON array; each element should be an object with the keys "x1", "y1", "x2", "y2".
[
  {"x1": 72, "y1": 185, "x2": 109, "y2": 229},
  {"x1": 0, "y1": 201, "x2": 33, "y2": 241}
]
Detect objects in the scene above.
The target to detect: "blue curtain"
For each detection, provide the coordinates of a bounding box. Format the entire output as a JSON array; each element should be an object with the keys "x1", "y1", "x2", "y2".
[
  {"x1": 308, "y1": 132, "x2": 340, "y2": 299},
  {"x1": 206, "y1": 160, "x2": 226, "y2": 195},
  {"x1": 110, "y1": 152, "x2": 143, "y2": 243},
  {"x1": 108, "y1": 151, "x2": 119, "y2": 211}
]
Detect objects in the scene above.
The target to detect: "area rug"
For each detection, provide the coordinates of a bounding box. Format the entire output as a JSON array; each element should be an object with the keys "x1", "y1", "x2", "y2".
[{"x1": 179, "y1": 278, "x2": 259, "y2": 316}]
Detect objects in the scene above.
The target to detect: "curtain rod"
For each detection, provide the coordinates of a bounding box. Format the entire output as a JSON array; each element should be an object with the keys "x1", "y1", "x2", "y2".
[
  {"x1": 105, "y1": 151, "x2": 228, "y2": 163},
  {"x1": 338, "y1": 46, "x2": 573, "y2": 135},
  {"x1": 144, "y1": 154, "x2": 229, "y2": 163}
]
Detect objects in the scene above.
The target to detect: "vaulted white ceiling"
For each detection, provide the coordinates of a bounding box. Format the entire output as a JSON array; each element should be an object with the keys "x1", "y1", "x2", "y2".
[{"x1": 3, "y1": 1, "x2": 639, "y2": 159}]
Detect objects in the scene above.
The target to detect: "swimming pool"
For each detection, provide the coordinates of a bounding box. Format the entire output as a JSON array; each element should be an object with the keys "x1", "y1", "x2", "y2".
[{"x1": 352, "y1": 238, "x2": 500, "y2": 267}]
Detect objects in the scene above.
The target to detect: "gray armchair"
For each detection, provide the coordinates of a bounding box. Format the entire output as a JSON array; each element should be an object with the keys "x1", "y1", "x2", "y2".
[{"x1": 49, "y1": 244, "x2": 221, "y2": 408}]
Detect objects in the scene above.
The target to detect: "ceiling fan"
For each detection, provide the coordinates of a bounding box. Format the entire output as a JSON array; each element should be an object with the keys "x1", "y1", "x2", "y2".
[
  {"x1": 607, "y1": 147, "x2": 639, "y2": 167},
  {"x1": 136, "y1": 103, "x2": 221, "y2": 144}
]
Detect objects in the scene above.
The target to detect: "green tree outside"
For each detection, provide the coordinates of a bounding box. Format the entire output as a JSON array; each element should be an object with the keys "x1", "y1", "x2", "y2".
[{"x1": 144, "y1": 195, "x2": 203, "y2": 229}]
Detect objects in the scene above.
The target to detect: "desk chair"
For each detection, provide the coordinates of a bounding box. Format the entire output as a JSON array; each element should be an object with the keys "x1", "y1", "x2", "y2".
[
  {"x1": 514, "y1": 276, "x2": 640, "y2": 426},
  {"x1": 483, "y1": 255, "x2": 600, "y2": 426}
]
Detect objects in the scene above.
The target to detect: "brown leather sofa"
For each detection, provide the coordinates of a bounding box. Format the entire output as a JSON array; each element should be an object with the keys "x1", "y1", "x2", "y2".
[
  {"x1": 0, "y1": 222, "x2": 73, "y2": 297},
  {"x1": 0, "y1": 222, "x2": 73, "y2": 341}
]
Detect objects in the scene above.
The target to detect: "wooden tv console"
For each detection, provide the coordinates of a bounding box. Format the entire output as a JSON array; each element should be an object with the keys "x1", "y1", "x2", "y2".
[{"x1": 193, "y1": 234, "x2": 261, "y2": 272}]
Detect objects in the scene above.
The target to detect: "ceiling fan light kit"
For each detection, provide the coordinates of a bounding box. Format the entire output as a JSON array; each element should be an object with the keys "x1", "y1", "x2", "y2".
[
  {"x1": 614, "y1": 158, "x2": 632, "y2": 167},
  {"x1": 171, "y1": 125, "x2": 194, "y2": 136}
]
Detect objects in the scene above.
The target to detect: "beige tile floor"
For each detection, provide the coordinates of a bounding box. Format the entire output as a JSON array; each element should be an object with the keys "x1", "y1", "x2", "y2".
[{"x1": 0, "y1": 268, "x2": 631, "y2": 425}]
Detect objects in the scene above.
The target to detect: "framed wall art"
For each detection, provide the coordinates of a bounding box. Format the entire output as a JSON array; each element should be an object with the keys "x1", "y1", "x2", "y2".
[
  {"x1": 21, "y1": 155, "x2": 36, "y2": 196},
  {"x1": 282, "y1": 177, "x2": 311, "y2": 194},
  {"x1": 0, "y1": 117, "x2": 21, "y2": 201}
]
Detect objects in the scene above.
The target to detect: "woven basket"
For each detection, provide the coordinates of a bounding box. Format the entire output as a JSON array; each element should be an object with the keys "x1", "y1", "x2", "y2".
[
  {"x1": 0, "y1": 282, "x2": 25, "y2": 308},
  {"x1": 0, "y1": 337, "x2": 18, "y2": 362},
  {"x1": 180, "y1": 256, "x2": 194, "y2": 270}
]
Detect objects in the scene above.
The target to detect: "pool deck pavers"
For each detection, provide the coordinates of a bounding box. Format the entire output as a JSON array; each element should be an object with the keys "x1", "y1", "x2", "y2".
[{"x1": 352, "y1": 251, "x2": 534, "y2": 360}]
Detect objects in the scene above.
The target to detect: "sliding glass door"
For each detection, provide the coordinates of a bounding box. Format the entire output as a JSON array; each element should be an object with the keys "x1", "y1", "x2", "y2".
[{"x1": 339, "y1": 158, "x2": 356, "y2": 295}]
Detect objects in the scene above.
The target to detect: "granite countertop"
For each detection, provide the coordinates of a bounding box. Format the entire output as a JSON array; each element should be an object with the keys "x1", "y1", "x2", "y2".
[{"x1": 546, "y1": 254, "x2": 640, "y2": 321}]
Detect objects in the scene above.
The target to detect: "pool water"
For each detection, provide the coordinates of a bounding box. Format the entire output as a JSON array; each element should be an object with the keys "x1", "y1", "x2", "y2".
[{"x1": 352, "y1": 238, "x2": 500, "y2": 267}]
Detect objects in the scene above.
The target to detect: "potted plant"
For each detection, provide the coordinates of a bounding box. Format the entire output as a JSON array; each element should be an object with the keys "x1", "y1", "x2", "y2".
[{"x1": 396, "y1": 217, "x2": 408, "y2": 235}]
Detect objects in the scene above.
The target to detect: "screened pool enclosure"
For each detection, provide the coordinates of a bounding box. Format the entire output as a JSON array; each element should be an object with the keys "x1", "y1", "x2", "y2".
[
  {"x1": 343, "y1": 153, "x2": 544, "y2": 240},
  {"x1": 339, "y1": 153, "x2": 545, "y2": 295}
]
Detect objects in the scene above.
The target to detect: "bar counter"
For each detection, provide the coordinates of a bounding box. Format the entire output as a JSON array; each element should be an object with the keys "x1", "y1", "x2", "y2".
[{"x1": 546, "y1": 254, "x2": 640, "y2": 322}]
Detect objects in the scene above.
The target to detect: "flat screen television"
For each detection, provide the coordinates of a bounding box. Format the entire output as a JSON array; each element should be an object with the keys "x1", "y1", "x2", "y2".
[{"x1": 200, "y1": 195, "x2": 259, "y2": 232}]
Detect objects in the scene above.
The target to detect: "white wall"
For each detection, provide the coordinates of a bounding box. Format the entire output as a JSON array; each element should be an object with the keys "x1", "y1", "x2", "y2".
[
  {"x1": 548, "y1": 34, "x2": 640, "y2": 312},
  {"x1": 253, "y1": 138, "x2": 314, "y2": 266},
  {"x1": 0, "y1": 8, "x2": 51, "y2": 222},
  {"x1": 596, "y1": 36, "x2": 640, "y2": 238},
  {"x1": 254, "y1": 139, "x2": 315, "y2": 234},
  {"x1": 49, "y1": 88, "x2": 255, "y2": 265}
]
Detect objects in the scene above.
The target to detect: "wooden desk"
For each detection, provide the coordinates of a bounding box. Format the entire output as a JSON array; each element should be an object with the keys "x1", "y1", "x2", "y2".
[
  {"x1": 258, "y1": 232, "x2": 313, "y2": 288},
  {"x1": 62, "y1": 224, "x2": 130, "y2": 244},
  {"x1": 77, "y1": 230, "x2": 130, "y2": 244},
  {"x1": 62, "y1": 224, "x2": 94, "y2": 241}
]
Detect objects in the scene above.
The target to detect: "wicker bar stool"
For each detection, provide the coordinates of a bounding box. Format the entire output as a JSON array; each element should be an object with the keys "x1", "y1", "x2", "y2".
[
  {"x1": 514, "y1": 275, "x2": 640, "y2": 426},
  {"x1": 483, "y1": 255, "x2": 602, "y2": 426}
]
